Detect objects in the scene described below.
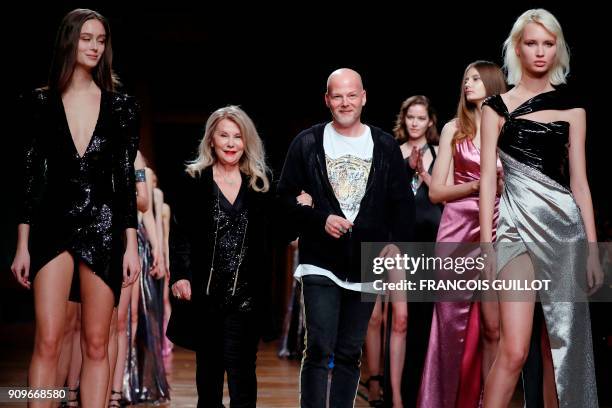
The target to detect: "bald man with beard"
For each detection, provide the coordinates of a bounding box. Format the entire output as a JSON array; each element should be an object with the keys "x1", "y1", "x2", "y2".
[{"x1": 278, "y1": 68, "x2": 415, "y2": 407}]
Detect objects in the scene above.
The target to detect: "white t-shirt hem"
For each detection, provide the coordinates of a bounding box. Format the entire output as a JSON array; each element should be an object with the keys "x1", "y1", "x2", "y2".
[{"x1": 294, "y1": 264, "x2": 377, "y2": 294}]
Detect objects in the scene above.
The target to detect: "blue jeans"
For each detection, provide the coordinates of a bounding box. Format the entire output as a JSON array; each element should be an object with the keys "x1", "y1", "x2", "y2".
[{"x1": 300, "y1": 275, "x2": 375, "y2": 408}]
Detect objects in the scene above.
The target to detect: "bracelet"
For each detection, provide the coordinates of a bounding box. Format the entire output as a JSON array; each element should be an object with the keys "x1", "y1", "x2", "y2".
[{"x1": 135, "y1": 169, "x2": 146, "y2": 182}]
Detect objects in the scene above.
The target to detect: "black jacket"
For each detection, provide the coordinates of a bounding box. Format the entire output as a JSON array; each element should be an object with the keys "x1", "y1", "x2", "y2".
[
  {"x1": 277, "y1": 123, "x2": 415, "y2": 283},
  {"x1": 166, "y1": 167, "x2": 279, "y2": 350}
]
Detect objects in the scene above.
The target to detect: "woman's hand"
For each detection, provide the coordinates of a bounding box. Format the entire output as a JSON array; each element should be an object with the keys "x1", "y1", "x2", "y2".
[
  {"x1": 149, "y1": 246, "x2": 165, "y2": 279},
  {"x1": 297, "y1": 190, "x2": 313, "y2": 207},
  {"x1": 496, "y1": 168, "x2": 504, "y2": 196},
  {"x1": 122, "y1": 244, "x2": 141, "y2": 287},
  {"x1": 471, "y1": 180, "x2": 480, "y2": 193},
  {"x1": 586, "y1": 249, "x2": 604, "y2": 296},
  {"x1": 11, "y1": 248, "x2": 31, "y2": 289},
  {"x1": 408, "y1": 146, "x2": 420, "y2": 170},
  {"x1": 480, "y1": 243, "x2": 497, "y2": 283},
  {"x1": 172, "y1": 279, "x2": 192, "y2": 301},
  {"x1": 417, "y1": 153, "x2": 432, "y2": 187}
]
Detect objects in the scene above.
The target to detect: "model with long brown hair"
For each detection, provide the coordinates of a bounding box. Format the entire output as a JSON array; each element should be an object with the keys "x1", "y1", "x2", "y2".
[
  {"x1": 418, "y1": 60, "x2": 506, "y2": 408},
  {"x1": 11, "y1": 8, "x2": 140, "y2": 407}
]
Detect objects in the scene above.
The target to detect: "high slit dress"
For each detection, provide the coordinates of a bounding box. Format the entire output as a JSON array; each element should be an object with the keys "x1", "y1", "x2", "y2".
[
  {"x1": 483, "y1": 90, "x2": 598, "y2": 407},
  {"x1": 18, "y1": 88, "x2": 139, "y2": 305}
]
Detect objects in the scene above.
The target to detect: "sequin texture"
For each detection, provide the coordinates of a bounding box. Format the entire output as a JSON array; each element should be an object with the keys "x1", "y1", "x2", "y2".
[
  {"x1": 207, "y1": 184, "x2": 252, "y2": 312},
  {"x1": 17, "y1": 88, "x2": 140, "y2": 305}
]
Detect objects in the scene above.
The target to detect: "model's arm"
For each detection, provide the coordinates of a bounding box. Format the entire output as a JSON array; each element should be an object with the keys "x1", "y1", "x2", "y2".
[
  {"x1": 568, "y1": 109, "x2": 597, "y2": 242},
  {"x1": 567, "y1": 108, "x2": 603, "y2": 291},
  {"x1": 134, "y1": 151, "x2": 149, "y2": 212},
  {"x1": 153, "y1": 187, "x2": 166, "y2": 277},
  {"x1": 12, "y1": 94, "x2": 45, "y2": 289},
  {"x1": 142, "y1": 168, "x2": 161, "y2": 277},
  {"x1": 479, "y1": 105, "x2": 502, "y2": 243},
  {"x1": 429, "y1": 121, "x2": 478, "y2": 203},
  {"x1": 112, "y1": 97, "x2": 141, "y2": 286},
  {"x1": 162, "y1": 203, "x2": 171, "y2": 277}
]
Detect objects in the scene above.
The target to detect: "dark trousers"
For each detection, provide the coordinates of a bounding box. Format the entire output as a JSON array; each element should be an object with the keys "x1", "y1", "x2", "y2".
[
  {"x1": 195, "y1": 310, "x2": 259, "y2": 408},
  {"x1": 300, "y1": 275, "x2": 376, "y2": 408}
]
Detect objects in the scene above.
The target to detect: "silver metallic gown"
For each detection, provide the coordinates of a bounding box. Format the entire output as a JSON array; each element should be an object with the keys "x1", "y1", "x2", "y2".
[
  {"x1": 123, "y1": 222, "x2": 170, "y2": 404},
  {"x1": 483, "y1": 91, "x2": 598, "y2": 407}
]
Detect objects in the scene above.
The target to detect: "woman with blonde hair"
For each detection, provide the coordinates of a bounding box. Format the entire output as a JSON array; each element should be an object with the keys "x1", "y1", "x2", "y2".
[
  {"x1": 167, "y1": 105, "x2": 276, "y2": 407},
  {"x1": 480, "y1": 8, "x2": 601, "y2": 407}
]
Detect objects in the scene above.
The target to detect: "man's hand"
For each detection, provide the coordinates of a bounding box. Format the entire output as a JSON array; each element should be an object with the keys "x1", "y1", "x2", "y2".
[{"x1": 325, "y1": 215, "x2": 353, "y2": 239}]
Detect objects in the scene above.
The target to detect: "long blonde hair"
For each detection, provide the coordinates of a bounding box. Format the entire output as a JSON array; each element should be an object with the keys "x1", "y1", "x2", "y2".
[
  {"x1": 186, "y1": 106, "x2": 270, "y2": 192},
  {"x1": 503, "y1": 9, "x2": 570, "y2": 86},
  {"x1": 453, "y1": 61, "x2": 507, "y2": 148}
]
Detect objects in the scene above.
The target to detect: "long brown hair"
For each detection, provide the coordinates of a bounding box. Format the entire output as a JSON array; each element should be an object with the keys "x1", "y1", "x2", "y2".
[
  {"x1": 393, "y1": 95, "x2": 439, "y2": 145},
  {"x1": 48, "y1": 9, "x2": 118, "y2": 93},
  {"x1": 453, "y1": 61, "x2": 506, "y2": 147}
]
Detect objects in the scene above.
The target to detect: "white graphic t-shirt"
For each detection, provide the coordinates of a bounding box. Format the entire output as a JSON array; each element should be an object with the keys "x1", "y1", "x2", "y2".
[
  {"x1": 295, "y1": 123, "x2": 374, "y2": 292},
  {"x1": 323, "y1": 123, "x2": 373, "y2": 222}
]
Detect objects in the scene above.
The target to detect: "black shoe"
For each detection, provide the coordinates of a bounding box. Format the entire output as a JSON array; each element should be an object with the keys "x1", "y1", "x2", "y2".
[
  {"x1": 61, "y1": 387, "x2": 79, "y2": 407},
  {"x1": 366, "y1": 374, "x2": 384, "y2": 407}
]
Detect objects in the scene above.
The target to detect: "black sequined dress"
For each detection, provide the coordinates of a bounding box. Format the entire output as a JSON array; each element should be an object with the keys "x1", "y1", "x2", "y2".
[{"x1": 18, "y1": 88, "x2": 139, "y2": 305}]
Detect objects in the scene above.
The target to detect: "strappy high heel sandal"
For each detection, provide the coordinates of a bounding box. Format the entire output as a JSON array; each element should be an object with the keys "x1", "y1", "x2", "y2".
[
  {"x1": 61, "y1": 387, "x2": 79, "y2": 407},
  {"x1": 108, "y1": 390, "x2": 123, "y2": 408}
]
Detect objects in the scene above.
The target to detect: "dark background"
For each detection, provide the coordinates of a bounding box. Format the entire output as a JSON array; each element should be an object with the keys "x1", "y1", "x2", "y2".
[
  {"x1": 1, "y1": 0, "x2": 610, "y2": 371},
  {"x1": 0, "y1": 1, "x2": 610, "y2": 402}
]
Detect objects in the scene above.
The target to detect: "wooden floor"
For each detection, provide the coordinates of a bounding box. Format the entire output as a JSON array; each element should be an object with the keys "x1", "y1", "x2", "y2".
[
  {"x1": 1, "y1": 323, "x2": 587, "y2": 407},
  {"x1": 0, "y1": 323, "x2": 373, "y2": 407},
  {"x1": 165, "y1": 342, "x2": 373, "y2": 407}
]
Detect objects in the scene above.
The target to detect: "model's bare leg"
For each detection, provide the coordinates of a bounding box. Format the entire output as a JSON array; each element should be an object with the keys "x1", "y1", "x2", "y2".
[
  {"x1": 365, "y1": 296, "x2": 383, "y2": 404},
  {"x1": 56, "y1": 301, "x2": 78, "y2": 386},
  {"x1": 483, "y1": 254, "x2": 536, "y2": 407},
  {"x1": 29, "y1": 251, "x2": 74, "y2": 408},
  {"x1": 79, "y1": 263, "x2": 114, "y2": 408},
  {"x1": 107, "y1": 285, "x2": 131, "y2": 406}
]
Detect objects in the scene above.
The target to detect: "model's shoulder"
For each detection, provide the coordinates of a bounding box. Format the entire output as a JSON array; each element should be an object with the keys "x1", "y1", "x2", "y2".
[
  {"x1": 19, "y1": 88, "x2": 51, "y2": 107},
  {"x1": 107, "y1": 91, "x2": 139, "y2": 126},
  {"x1": 108, "y1": 91, "x2": 138, "y2": 110},
  {"x1": 441, "y1": 119, "x2": 458, "y2": 134}
]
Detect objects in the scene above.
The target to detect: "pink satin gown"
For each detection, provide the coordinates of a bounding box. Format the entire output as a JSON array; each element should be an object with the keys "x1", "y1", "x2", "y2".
[{"x1": 417, "y1": 138, "x2": 499, "y2": 408}]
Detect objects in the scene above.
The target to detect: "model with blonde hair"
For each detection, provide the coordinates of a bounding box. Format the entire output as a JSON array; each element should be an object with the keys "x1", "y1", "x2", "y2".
[{"x1": 480, "y1": 8, "x2": 601, "y2": 407}]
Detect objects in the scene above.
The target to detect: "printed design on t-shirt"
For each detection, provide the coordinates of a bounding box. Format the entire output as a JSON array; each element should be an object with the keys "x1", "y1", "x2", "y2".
[{"x1": 325, "y1": 154, "x2": 371, "y2": 218}]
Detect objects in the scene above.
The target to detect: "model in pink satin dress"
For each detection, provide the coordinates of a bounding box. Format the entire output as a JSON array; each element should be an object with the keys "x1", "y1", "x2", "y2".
[{"x1": 417, "y1": 138, "x2": 499, "y2": 408}]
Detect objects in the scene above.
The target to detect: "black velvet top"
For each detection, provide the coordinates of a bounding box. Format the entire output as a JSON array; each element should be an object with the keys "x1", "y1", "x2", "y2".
[{"x1": 18, "y1": 88, "x2": 140, "y2": 305}]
